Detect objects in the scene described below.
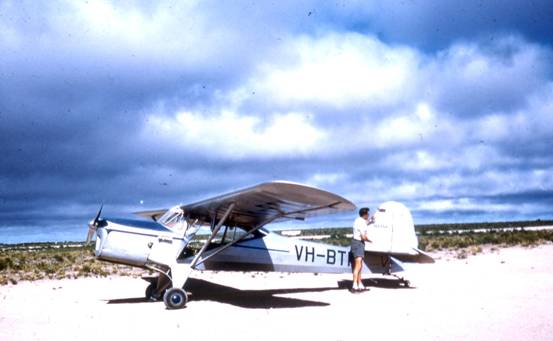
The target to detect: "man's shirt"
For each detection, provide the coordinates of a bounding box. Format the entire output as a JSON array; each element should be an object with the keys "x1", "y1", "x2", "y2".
[{"x1": 353, "y1": 217, "x2": 368, "y2": 241}]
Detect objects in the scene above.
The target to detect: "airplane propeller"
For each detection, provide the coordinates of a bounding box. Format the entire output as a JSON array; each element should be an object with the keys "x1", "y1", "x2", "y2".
[{"x1": 86, "y1": 204, "x2": 103, "y2": 245}]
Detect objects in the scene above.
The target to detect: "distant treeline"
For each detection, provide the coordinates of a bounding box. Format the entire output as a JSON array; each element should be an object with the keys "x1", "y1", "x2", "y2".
[
  {"x1": 0, "y1": 241, "x2": 86, "y2": 251},
  {"x1": 415, "y1": 219, "x2": 553, "y2": 234}
]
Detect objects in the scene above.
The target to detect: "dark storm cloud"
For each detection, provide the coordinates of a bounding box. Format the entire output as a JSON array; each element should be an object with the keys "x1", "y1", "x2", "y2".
[
  {"x1": 331, "y1": 0, "x2": 553, "y2": 49},
  {"x1": 411, "y1": 190, "x2": 553, "y2": 223},
  {"x1": 426, "y1": 38, "x2": 553, "y2": 118},
  {"x1": 0, "y1": 0, "x2": 552, "y2": 242}
]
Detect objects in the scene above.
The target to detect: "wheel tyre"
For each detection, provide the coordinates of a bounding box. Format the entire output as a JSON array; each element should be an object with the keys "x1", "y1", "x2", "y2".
[
  {"x1": 146, "y1": 282, "x2": 167, "y2": 301},
  {"x1": 163, "y1": 288, "x2": 188, "y2": 309},
  {"x1": 145, "y1": 282, "x2": 156, "y2": 300}
]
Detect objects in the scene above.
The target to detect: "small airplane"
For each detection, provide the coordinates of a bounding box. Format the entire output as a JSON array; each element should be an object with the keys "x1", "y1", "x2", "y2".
[{"x1": 86, "y1": 181, "x2": 433, "y2": 309}]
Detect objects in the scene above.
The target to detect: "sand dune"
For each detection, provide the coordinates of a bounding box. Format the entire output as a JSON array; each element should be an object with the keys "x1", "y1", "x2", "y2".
[{"x1": 1, "y1": 244, "x2": 552, "y2": 341}]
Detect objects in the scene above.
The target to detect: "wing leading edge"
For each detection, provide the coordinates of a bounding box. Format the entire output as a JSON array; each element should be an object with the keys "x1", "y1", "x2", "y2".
[{"x1": 135, "y1": 181, "x2": 355, "y2": 229}]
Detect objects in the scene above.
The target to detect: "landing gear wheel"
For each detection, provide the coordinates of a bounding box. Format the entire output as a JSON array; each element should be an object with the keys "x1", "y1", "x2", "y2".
[
  {"x1": 163, "y1": 288, "x2": 188, "y2": 309},
  {"x1": 402, "y1": 280, "x2": 410, "y2": 288},
  {"x1": 145, "y1": 282, "x2": 167, "y2": 301},
  {"x1": 145, "y1": 282, "x2": 156, "y2": 299}
]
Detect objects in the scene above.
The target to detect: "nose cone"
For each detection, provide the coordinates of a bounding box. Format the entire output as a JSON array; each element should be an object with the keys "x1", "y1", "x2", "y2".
[
  {"x1": 86, "y1": 222, "x2": 96, "y2": 245},
  {"x1": 86, "y1": 204, "x2": 104, "y2": 245},
  {"x1": 94, "y1": 226, "x2": 108, "y2": 257}
]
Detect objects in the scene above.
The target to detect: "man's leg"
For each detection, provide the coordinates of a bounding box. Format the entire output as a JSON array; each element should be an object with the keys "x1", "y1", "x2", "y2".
[
  {"x1": 356, "y1": 258, "x2": 362, "y2": 285},
  {"x1": 357, "y1": 257, "x2": 366, "y2": 289},
  {"x1": 352, "y1": 257, "x2": 362, "y2": 290}
]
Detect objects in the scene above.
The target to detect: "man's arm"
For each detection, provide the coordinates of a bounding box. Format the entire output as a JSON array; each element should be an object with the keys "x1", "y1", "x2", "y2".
[{"x1": 362, "y1": 220, "x2": 372, "y2": 242}]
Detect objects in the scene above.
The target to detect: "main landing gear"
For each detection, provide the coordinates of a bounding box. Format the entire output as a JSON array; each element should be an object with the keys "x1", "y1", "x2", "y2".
[
  {"x1": 144, "y1": 203, "x2": 237, "y2": 310},
  {"x1": 144, "y1": 277, "x2": 189, "y2": 309}
]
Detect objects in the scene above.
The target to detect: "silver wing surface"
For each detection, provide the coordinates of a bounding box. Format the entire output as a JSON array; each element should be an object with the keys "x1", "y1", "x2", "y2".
[{"x1": 135, "y1": 181, "x2": 355, "y2": 228}]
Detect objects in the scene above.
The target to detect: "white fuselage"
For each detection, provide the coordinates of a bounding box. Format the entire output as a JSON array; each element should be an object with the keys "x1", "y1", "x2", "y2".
[{"x1": 93, "y1": 218, "x2": 402, "y2": 275}]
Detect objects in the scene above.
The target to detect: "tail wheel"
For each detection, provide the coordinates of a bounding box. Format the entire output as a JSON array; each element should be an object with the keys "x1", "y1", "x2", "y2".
[{"x1": 163, "y1": 288, "x2": 188, "y2": 309}]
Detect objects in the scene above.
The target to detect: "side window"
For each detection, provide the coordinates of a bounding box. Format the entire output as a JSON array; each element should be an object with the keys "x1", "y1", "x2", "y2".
[
  {"x1": 180, "y1": 225, "x2": 254, "y2": 259},
  {"x1": 229, "y1": 227, "x2": 255, "y2": 242},
  {"x1": 212, "y1": 226, "x2": 254, "y2": 244}
]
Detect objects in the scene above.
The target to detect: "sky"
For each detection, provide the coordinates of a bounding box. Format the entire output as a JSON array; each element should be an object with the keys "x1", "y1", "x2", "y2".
[{"x1": 1, "y1": 0, "x2": 552, "y2": 243}]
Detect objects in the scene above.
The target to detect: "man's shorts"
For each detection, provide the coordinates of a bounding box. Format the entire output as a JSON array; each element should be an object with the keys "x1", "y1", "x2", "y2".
[{"x1": 350, "y1": 239, "x2": 365, "y2": 258}]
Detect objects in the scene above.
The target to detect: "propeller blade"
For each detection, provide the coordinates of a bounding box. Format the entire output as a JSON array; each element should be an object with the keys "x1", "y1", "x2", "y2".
[{"x1": 93, "y1": 204, "x2": 103, "y2": 226}]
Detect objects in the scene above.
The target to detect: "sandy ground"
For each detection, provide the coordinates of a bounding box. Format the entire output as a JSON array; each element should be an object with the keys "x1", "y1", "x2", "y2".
[{"x1": 1, "y1": 245, "x2": 552, "y2": 341}]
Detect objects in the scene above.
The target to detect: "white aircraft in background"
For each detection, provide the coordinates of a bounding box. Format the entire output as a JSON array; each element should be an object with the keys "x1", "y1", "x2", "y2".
[{"x1": 86, "y1": 181, "x2": 433, "y2": 309}]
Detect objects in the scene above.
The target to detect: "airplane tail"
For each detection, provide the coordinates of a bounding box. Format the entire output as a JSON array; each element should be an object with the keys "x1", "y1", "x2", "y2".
[{"x1": 365, "y1": 201, "x2": 434, "y2": 264}]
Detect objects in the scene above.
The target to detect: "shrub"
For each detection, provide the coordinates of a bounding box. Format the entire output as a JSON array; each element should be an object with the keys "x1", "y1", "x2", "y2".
[
  {"x1": 0, "y1": 256, "x2": 14, "y2": 271},
  {"x1": 53, "y1": 254, "x2": 65, "y2": 263}
]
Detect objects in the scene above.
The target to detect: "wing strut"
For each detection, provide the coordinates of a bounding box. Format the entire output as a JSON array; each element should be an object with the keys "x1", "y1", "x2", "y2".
[
  {"x1": 190, "y1": 203, "x2": 235, "y2": 269},
  {"x1": 193, "y1": 201, "x2": 341, "y2": 267}
]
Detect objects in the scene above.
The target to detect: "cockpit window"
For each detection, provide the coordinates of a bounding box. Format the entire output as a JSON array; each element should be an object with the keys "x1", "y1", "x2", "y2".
[{"x1": 158, "y1": 205, "x2": 187, "y2": 234}]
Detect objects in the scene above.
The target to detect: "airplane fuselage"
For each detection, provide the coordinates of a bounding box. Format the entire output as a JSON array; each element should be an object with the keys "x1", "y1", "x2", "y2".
[{"x1": 93, "y1": 218, "x2": 401, "y2": 275}]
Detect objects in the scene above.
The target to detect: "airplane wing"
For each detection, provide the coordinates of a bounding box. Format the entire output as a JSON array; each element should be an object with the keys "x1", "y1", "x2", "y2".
[{"x1": 135, "y1": 181, "x2": 355, "y2": 229}]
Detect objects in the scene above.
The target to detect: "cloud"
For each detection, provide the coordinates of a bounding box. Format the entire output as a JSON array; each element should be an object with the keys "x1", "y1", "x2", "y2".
[
  {"x1": 147, "y1": 32, "x2": 552, "y2": 159},
  {"x1": 425, "y1": 36, "x2": 553, "y2": 117},
  {"x1": 86, "y1": 32, "x2": 553, "y2": 207},
  {"x1": 145, "y1": 110, "x2": 324, "y2": 157},
  {"x1": 249, "y1": 34, "x2": 420, "y2": 108},
  {"x1": 333, "y1": 0, "x2": 553, "y2": 49}
]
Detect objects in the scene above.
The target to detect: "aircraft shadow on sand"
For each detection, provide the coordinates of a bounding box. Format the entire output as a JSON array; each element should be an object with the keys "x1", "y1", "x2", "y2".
[
  {"x1": 338, "y1": 277, "x2": 417, "y2": 290},
  {"x1": 107, "y1": 278, "x2": 335, "y2": 309},
  {"x1": 106, "y1": 277, "x2": 414, "y2": 308}
]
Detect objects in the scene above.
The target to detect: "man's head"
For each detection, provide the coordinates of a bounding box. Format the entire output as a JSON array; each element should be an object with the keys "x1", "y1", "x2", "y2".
[{"x1": 358, "y1": 207, "x2": 369, "y2": 219}]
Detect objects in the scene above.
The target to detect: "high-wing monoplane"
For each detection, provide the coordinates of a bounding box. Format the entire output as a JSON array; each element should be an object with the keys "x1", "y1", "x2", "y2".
[{"x1": 86, "y1": 181, "x2": 433, "y2": 309}]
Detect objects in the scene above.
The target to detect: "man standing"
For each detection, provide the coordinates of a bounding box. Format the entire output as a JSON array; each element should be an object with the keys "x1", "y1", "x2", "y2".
[{"x1": 351, "y1": 207, "x2": 371, "y2": 292}]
